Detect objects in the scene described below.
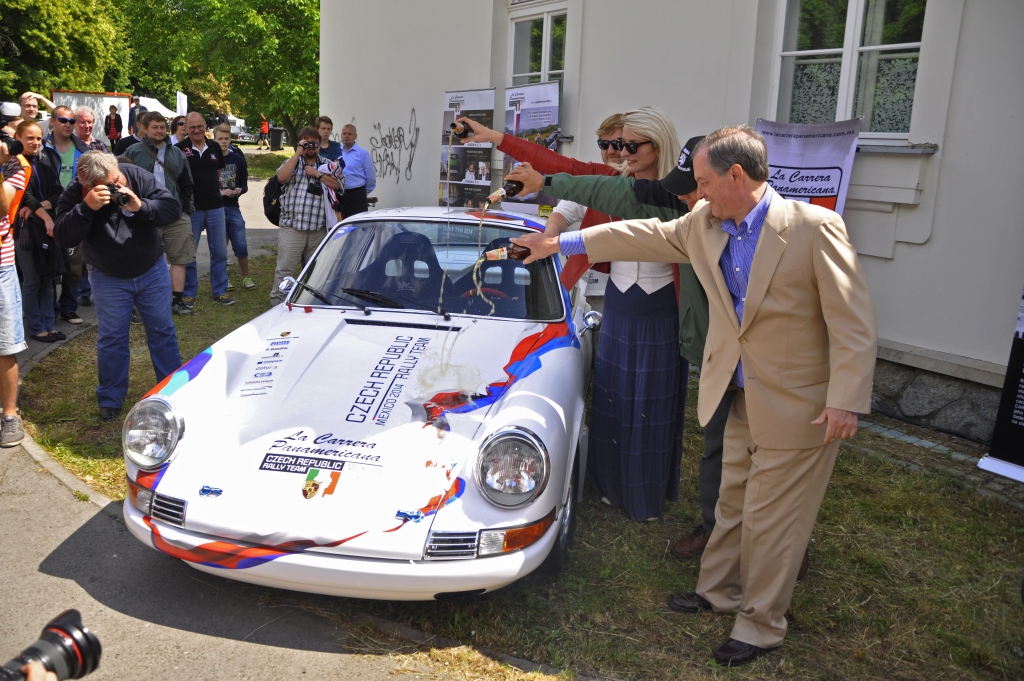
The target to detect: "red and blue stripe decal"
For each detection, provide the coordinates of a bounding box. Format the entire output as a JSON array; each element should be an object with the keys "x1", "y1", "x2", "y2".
[{"x1": 143, "y1": 347, "x2": 214, "y2": 399}]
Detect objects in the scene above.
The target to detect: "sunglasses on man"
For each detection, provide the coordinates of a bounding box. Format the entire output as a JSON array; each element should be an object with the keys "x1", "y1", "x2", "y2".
[
  {"x1": 54, "y1": 116, "x2": 76, "y2": 125},
  {"x1": 299, "y1": 141, "x2": 320, "y2": 149},
  {"x1": 596, "y1": 137, "x2": 622, "y2": 151}
]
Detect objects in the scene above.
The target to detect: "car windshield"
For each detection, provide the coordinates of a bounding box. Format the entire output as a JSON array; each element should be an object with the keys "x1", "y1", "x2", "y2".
[{"x1": 291, "y1": 220, "x2": 565, "y2": 322}]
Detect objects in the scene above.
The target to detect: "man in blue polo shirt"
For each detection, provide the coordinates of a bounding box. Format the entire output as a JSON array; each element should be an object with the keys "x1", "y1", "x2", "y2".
[{"x1": 338, "y1": 124, "x2": 375, "y2": 218}]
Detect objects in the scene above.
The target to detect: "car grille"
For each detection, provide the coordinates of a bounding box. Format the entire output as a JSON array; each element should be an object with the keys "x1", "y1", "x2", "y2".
[
  {"x1": 424, "y1": 531, "x2": 478, "y2": 560},
  {"x1": 151, "y1": 493, "x2": 187, "y2": 527}
]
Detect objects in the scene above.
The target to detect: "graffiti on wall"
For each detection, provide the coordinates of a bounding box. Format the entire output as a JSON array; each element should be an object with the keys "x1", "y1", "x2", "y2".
[{"x1": 369, "y1": 109, "x2": 420, "y2": 183}]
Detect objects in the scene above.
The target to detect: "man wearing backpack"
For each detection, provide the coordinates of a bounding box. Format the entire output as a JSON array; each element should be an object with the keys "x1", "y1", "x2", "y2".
[
  {"x1": 125, "y1": 111, "x2": 196, "y2": 315},
  {"x1": 269, "y1": 126, "x2": 343, "y2": 306}
]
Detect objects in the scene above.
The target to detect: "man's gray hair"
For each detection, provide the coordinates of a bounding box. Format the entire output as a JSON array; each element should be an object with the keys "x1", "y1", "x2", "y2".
[
  {"x1": 75, "y1": 106, "x2": 96, "y2": 122},
  {"x1": 693, "y1": 125, "x2": 769, "y2": 182},
  {"x1": 343, "y1": 123, "x2": 356, "y2": 133},
  {"x1": 77, "y1": 151, "x2": 119, "y2": 184}
]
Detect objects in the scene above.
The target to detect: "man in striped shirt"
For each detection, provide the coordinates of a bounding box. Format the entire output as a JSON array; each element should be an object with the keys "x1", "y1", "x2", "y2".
[{"x1": 0, "y1": 154, "x2": 30, "y2": 447}]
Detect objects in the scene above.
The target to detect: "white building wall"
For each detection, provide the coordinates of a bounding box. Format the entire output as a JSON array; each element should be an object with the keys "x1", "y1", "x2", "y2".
[{"x1": 322, "y1": 0, "x2": 1024, "y2": 377}]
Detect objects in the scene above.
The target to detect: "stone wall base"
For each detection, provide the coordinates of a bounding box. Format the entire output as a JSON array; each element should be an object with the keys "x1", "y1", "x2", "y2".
[{"x1": 872, "y1": 358, "x2": 1002, "y2": 444}]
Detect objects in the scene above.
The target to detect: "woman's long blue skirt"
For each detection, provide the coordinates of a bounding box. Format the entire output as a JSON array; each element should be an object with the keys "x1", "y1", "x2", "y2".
[{"x1": 588, "y1": 281, "x2": 687, "y2": 521}]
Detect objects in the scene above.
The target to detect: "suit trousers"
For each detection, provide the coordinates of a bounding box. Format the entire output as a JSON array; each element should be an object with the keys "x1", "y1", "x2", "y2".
[
  {"x1": 696, "y1": 389, "x2": 838, "y2": 648},
  {"x1": 698, "y1": 389, "x2": 736, "y2": 532}
]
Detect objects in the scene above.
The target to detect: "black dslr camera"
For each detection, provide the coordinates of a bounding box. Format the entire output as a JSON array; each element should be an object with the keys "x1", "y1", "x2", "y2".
[
  {"x1": 0, "y1": 102, "x2": 24, "y2": 158},
  {"x1": 0, "y1": 610, "x2": 102, "y2": 680},
  {"x1": 105, "y1": 184, "x2": 131, "y2": 207}
]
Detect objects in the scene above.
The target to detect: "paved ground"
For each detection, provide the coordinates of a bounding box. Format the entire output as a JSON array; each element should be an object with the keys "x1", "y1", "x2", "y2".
[{"x1": 0, "y1": 443, "x2": 441, "y2": 679}]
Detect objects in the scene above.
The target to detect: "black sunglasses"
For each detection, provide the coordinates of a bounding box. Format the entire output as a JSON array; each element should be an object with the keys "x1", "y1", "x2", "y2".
[
  {"x1": 54, "y1": 116, "x2": 76, "y2": 125},
  {"x1": 611, "y1": 139, "x2": 653, "y2": 154},
  {"x1": 596, "y1": 137, "x2": 623, "y2": 151},
  {"x1": 299, "y1": 141, "x2": 319, "y2": 149}
]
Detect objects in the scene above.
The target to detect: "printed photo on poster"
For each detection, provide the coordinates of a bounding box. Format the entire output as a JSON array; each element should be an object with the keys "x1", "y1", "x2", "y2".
[
  {"x1": 755, "y1": 118, "x2": 860, "y2": 215},
  {"x1": 440, "y1": 88, "x2": 495, "y2": 208},
  {"x1": 500, "y1": 82, "x2": 562, "y2": 213},
  {"x1": 440, "y1": 146, "x2": 493, "y2": 184},
  {"x1": 438, "y1": 182, "x2": 491, "y2": 208}
]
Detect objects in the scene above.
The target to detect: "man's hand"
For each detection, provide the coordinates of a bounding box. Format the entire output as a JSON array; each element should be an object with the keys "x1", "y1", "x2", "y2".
[
  {"x1": 43, "y1": 216, "x2": 54, "y2": 237},
  {"x1": 22, "y1": 661, "x2": 58, "y2": 681},
  {"x1": 811, "y1": 407, "x2": 858, "y2": 444},
  {"x1": 303, "y1": 164, "x2": 320, "y2": 178},
  {"x1": 84, "y1": 184, "x2": 112, "y2": 211},
  {"x1": 510, "y1": 232, "x2": 560, "y2": 265},
  {"x1": 18, "y1": 206, "x2": 31, "y2": 220},
  {"x1": 220, "y1": 189, "x2": 233, "y2": 197},
  {"x1": 455, "y1": 117, "x2": 503, "y2": 146},
  {"x1": 505, "y1": 163, "x2": 545, "y2": 196},
  {"x1": 116, "y1": 184, "x2": 143, "y2": 213}
]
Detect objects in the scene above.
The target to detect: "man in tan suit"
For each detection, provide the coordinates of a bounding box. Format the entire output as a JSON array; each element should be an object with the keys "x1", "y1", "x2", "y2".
[{"x1": 513, "y1": 125, "x2": 877, "y2": 666}]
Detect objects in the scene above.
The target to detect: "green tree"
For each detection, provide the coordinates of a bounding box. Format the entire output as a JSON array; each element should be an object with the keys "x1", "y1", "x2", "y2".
[{"x1": 0, "y1": 0, "x2": 128, "y2": 98}]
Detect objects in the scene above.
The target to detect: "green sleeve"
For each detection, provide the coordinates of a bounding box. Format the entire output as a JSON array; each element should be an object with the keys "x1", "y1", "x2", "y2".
[{"x1": 549, "y1": 174, "x2": 648, "y2": 219}]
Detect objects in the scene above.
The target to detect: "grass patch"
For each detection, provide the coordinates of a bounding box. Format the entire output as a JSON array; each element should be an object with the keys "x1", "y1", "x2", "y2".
[
  {"x1": 19, "y1": 271, "x2": 1024, "y2": 678},
  {"x1": 19, "y1": 255, "x2": 279, "y2": 500},
  {"x1": 244, "y1": 150, "x2": 292, "y2": 180}
]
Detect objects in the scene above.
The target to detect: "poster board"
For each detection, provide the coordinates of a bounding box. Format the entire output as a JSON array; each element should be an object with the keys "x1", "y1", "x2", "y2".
[
  {"x1": 51, "y1": 90, "x2": 131, "y2": 147},
  {"x1": 439, "y1": 88, "x2": 495, "y2": 209},
  {"x1": 978, "y1": 291, "x2": 1024, "y2": 482},
  {"x1": 500, "y1": 82, "x2": 561, "y2": 215},
  {"x1": 755, "y1": 118, "x2": 860, "y2": 215}
]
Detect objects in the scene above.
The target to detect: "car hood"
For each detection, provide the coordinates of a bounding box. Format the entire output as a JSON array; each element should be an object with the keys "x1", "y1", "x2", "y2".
[{"x1": 142, "y1": 306, "x2": 578, "y2": 561}]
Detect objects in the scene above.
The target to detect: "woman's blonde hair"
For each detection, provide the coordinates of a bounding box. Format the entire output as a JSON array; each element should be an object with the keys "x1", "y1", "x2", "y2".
[
  {"x1": 595, "y1": 113, "x2": 625, "y2": 138},
  {"x1": 617, "y1": 106, "x2": 681, "y2": 179}
]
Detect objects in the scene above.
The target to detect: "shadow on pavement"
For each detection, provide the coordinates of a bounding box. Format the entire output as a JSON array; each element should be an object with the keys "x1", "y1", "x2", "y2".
[{"x1": 38, "y1": 502, "x2": 346, "y2": 653}]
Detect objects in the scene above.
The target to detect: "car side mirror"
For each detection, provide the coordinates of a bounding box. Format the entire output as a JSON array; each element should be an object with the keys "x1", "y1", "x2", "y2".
[
  {"x1": 582, "y1": 310, "x2": 602, "y2": 335},
  {"x1": 280, "y1": 276, "x2": 296, "y2": 293}
]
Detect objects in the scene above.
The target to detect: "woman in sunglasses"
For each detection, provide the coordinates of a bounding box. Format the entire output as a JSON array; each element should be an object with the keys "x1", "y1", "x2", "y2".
[{"x1": 459, "y1": 107, "x2": 688, "y2": 523}]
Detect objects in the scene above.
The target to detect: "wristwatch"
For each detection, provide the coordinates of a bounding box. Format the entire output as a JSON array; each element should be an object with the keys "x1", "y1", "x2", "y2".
[{"x1": 317, "y1": 172, "x2": 324, "y2": 180}]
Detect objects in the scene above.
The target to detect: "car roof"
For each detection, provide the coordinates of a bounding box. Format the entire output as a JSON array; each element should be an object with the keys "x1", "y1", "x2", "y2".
[{"x1": 339, "y1": 206, "x2": 547, "y2": 232}]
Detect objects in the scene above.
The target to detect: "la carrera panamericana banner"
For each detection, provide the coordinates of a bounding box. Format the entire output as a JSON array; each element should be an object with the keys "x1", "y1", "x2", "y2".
[{"x1": 755, "y1": 118, "x2": 860, "y2": 216}]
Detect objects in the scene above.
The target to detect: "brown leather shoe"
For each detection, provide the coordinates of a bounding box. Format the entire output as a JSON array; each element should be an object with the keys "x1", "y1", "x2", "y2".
[
  {"x1": 797, "y1": 547, "x2": 809, "y2": 581},
  {"x1": 671, "y1": 525, "x2": 711, "y2": 558},
  {"x1": 711, "y1": 638, "x2": 776, "y2": 666},
  {"x1": 667, "y1": 591, "x2": 713, "y2": 614}
]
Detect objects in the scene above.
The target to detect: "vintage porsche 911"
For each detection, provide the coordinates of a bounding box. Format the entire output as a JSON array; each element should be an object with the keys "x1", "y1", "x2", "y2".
[{"x1": 121, "y1": 207, "x2": 600, "y2": 600}]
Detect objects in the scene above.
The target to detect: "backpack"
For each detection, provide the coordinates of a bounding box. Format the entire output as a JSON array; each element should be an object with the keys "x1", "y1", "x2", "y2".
[{"x1": 263, "y1": 176, "x2": 283, "y2": 226}]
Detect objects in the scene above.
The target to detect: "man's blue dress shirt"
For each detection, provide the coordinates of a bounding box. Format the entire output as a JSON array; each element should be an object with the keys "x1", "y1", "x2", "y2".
[{"x1": 340, "y1": 144, "x2": 376, "y2": 193}]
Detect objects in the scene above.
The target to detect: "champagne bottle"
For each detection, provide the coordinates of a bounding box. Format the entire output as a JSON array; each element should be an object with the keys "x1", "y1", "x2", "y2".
[
  {"x1": 487, "y1": 179, "x2": 526, "y2": 204},
  {"x1": 450, "y1": 121, "x2": 472, "y2": 139},
  {"x1": 483, "y1": 244, "x2": 531, "y2": 261}
]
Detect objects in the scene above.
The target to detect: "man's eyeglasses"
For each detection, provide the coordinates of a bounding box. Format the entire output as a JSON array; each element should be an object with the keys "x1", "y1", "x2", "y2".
[
  {"x1": 597, "y1": 138, "x2": 623, "y2": 151},
  {"x1": 611, "y1": 139, "x2": 652, "y2": 154},
  {"x1": 54, "y1": 116, "x2": 76, "y2": 125},
  {"x1": 299, "y1": 141, "x2": 319, "y2": 149}
]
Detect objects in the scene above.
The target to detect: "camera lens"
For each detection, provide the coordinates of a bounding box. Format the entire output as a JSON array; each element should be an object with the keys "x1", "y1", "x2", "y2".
[{"x1": 0, "y1": 610, "x2": 102, "y2": 680}]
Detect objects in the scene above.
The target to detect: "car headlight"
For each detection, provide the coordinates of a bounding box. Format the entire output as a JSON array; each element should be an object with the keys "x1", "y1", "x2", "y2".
[
  {"x1": 476, "y1": 427, "x2": 549, "y2": 508},
  {"x1": 122, "y1": 398, "x2": 184, "y2": 470}
]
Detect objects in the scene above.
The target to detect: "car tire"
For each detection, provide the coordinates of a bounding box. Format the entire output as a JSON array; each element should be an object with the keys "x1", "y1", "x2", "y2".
[{"x1": 540, "y1": 446, "x2": 579, "y2": 574}]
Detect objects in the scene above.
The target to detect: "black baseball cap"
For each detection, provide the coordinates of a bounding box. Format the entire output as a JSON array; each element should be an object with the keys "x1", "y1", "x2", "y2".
[{"x1": 661, "y1": 135, "x2": 704, "y2": 196}]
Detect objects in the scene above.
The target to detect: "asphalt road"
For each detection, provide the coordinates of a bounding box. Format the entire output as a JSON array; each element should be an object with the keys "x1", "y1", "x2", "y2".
[{"x1": 0, "y1": 444, "x2": 429, "y2": 679}]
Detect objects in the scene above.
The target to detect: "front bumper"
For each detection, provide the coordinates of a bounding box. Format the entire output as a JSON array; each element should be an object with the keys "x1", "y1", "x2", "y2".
[{"x1": 123, "y1": 499, "x2": 558, "y2": 600}]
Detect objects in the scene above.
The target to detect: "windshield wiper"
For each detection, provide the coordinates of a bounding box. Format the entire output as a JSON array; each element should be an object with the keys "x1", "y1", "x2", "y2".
[
  {"x1": 341, "y1": 287, "x2": 451, "y2": 321},
  {"x1": 294, "y1": 281, "x2": 370, "y2": 315},
  {"x1": 340, "y1": 287, "x2": 405, "y2": 309}
]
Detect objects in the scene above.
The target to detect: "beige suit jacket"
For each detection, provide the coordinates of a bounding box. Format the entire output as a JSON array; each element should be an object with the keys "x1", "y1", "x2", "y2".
[{"x1": 581, "y1": 193, "x2": 877, "y2": 450}]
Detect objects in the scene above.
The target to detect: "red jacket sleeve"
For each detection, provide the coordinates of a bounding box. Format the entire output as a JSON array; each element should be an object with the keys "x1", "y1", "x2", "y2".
[{"x1": 497, "y1": 136, "x2": 619, "y2": 177}]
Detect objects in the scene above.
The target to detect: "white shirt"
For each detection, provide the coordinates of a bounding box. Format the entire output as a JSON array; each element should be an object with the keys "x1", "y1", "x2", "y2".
[{"x1": 551, "y1": 199, "x2": 586, "y2": 225}]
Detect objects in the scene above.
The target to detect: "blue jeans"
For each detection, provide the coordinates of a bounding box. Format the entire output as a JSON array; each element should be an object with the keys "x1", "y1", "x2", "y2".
[
  {"x1": 17, "y1": 248, "x2": 55, "y2": 336},
  {"x1": 224, "y1": 205, "x2": 248, "y2": 258},
  {"x1": 78, "y1": 267, "x2": 91, "y2": 299},
  {"x1": 184, "y1": 208, "x2": 228, "y2": 298},
  {"x1": 90, "y1": 259, "x2": 181, "y2": 409},
  {"x1": 0, "y1": 265, "x2": 27, "y2": 355}
]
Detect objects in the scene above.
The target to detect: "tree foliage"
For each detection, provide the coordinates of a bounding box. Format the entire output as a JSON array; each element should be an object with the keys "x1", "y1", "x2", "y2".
[{"x1": 0, "y1": 0, "x2": 128, "y2": 96}]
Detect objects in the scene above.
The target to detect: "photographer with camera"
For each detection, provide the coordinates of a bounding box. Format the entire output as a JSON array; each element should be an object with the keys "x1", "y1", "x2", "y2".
[
  {"x1": 1, "y1": 92, "x2": 56, "y2": 138},
  {"x1": 54, "y1": 151, "x2": 182, "y2": 421},
  {"x1": 269, "y1": 126, "x2": 343, "y2": 306}
]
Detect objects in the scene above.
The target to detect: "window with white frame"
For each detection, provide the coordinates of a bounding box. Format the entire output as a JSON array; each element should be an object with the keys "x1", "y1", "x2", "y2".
[
  {"x1": 510, "y1": 8, "x2": 566, "y2": 86},
  {"x1": 776, "y1": 0, "x2": 927, "y2": 138}
]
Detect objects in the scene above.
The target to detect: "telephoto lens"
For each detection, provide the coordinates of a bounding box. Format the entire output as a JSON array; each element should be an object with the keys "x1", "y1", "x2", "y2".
[
  {"x1": 0, "y1": 610, "x2": 102, "y2": 680},
  {"x1": 105, "y1": 183, "x2": 130, "y2": 207}
]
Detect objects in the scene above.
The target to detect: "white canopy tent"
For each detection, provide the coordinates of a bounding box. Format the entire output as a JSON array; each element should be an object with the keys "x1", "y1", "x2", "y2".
[{"x1": 139, "y1": 96, "x2": 176, "y2": 118}]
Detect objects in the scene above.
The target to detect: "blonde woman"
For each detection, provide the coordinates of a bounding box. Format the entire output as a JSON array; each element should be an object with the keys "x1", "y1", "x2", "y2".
[{"x1": 463, "y1": 107, "x2": 686, "y2": 522}]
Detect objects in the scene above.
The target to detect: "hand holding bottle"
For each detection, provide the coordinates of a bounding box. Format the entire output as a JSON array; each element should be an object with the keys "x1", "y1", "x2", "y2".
[{"x1": 503, "y1": 162, "x2": 545, "y2": 196}]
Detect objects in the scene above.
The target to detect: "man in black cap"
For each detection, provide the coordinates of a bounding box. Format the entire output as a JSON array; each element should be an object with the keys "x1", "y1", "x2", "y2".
[{"x1": 505, "y1": 137, "x2": 809, "y2": 578}]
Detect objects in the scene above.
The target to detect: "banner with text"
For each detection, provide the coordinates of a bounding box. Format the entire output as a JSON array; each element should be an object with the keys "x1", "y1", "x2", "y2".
[
  {"x1": 501, "y1": 82, "x2": 561, "y2": 215},
  {"x1": 979, "y1": 289, "x2": 1024, "y2": 482},
  {"x1": 440, "y1": 88, "x2": 495, "y2": 209},
  {"x1": 756, "y1": 118, "x2": 860, "y2": 215}
]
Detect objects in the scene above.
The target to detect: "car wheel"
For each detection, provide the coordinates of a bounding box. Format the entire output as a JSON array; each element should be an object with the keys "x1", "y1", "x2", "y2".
[{"x1": 540, "y1": 446, "x2": 579, "y2": 574}]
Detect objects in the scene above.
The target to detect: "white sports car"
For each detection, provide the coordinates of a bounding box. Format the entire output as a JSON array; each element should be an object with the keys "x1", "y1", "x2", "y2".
[{"x1": 122, "y1": 207, "x2": 600, "y2": 600}]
